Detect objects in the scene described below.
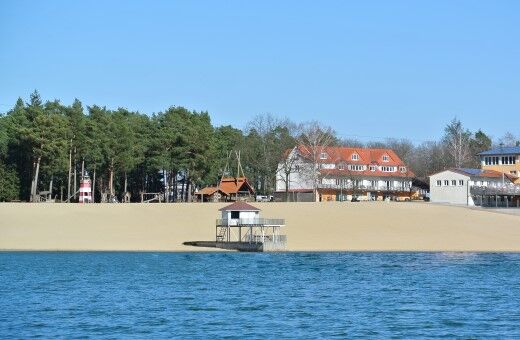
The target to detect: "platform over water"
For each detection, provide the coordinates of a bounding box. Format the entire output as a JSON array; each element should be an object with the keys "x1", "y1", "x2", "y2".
[{"x1": 182, "y1": 241, "x2": 263, "y2": 252}]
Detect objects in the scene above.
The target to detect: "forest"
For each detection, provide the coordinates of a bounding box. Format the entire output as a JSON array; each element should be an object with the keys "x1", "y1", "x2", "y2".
[{"x1": 0, "y1": 91, "x2": 518, "y2": 202}]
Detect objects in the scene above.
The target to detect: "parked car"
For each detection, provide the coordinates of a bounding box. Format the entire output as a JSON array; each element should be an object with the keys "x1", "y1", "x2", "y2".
[{"x1": 256, "y1": 195, "x2": 274, "y2": 202}]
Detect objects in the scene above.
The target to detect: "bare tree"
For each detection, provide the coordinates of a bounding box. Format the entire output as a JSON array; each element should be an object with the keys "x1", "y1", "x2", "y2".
[
  {"x1": 497, "y1": 132, "x2": 520, "y2": 147},
  {"x1": 245, "y1": 113, "x2": 295, "y2": 194},
  {"x1": 443, "y1": 118, "x2": 471, "y2": 168},
  {"x1": 296, "y1": 121, "x2": 338, "y2": 200},
  {"x1": 385, "y1": 138, "x2": 415, "y2": 167},
  {"x1": 338, "y1": 138, "x2": 364, "y2": 148},
  {"x1": 410, "y1": 141, "x2": 448, "y2": 180},
  {"x1": 276, "y1": 147, "x2": 300, "y2": 201}
]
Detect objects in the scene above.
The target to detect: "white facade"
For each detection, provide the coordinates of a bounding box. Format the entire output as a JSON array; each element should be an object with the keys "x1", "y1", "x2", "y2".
[
  {"x1": 221, "y1": 209, "x2": 260, "y2": 226},
  {"x1": 430, "y1": 171, "x2": 472, "y2": 205},
  {"x1": 429, "y1": 170, "x2": 506, "y2": 206},
  {"x1": 275, "y1": 148, "x2": 314, "y2": 192},
  {"x1": 275, "y1": 147, "x2": 413, "y2": 201}
]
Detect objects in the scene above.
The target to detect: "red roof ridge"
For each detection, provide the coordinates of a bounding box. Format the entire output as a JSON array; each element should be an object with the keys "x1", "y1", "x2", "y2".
[{"x1": 219, "y1": 201, "x2": 260, "y2": 211}]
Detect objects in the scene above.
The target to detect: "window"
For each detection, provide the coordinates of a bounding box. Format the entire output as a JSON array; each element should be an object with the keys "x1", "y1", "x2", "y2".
[
  {"x1": 351, "y1": 153, "x2": 359, "y2": 161},
  {"x1": 371, "y1": 180, "x2": 377, "y2": 188},
  {"x1": 320, "y1": 152, "x2": 328, "y2": 160},
  {"x1": 502, "y1": 156, "x2": 516, "y2": 165},
  {"x1": 349, "y1": 165, "x2": 364, "y2": 171},
  {"x1": 338, "y1": 163, "x2": 344, "y2": 170},
  {"x1": 444, "y1": 180, "x2": 449, "y2": 186},
  {"x1": 295, "y1": 165, "x2": 300, "y2": 172},
  {"x1": 231, "y1": 211, "x2": 240, "y2": 219},
  {"x1": 381, "y1": 166, "x2": 395, "y2": 172},
  {"x1": 382, "y1": 155, "x2": 389, "y2": 162},
  {"x1": 485, "y1": 156, "x2": 499, "y2": 165},
  {"x1": 451, "y1": 180, "x2": 457, "y2": 186},
  {"x1": 511, "y1": 171, "x2": 517, "y2": 175},
  {"x1": 370, "y1": 165, "x2": 376, "y2": 171},
  {"x1": 436, "y1": 180, "x2": 442, "y2": 186},
  {"x1": 400, "y1": 166, "x2": 406, "y2": 173},
  {"x1": 458, "y1": 180, "x2": 464, "y2": 186},
  {"x1": 321, "y1": 163, "x2": 335, "y2": 169}
]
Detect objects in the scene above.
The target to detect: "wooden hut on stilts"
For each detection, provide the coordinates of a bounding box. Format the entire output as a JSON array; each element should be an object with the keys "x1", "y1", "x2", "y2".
[{"x1": 183, "y1": 202, "x2": 286, "y2": 252}]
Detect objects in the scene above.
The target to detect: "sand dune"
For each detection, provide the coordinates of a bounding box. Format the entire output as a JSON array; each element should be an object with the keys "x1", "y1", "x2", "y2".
[{"x1": 1, "y1": 202, "x2": 520, "y2": 252}]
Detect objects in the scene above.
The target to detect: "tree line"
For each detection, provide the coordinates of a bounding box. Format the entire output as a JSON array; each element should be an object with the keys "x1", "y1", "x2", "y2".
[
  {"x1": 0, "y1": 91, "x2": 296, "y2": 202},
  {"x1": 0, "y1": 91, "x2": 518, "y2": 202}
]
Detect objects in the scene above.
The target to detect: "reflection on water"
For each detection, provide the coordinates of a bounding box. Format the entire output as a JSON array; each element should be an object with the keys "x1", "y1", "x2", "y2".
[{"x1": 1, "y1": 252, "x2": 520, "y2": 338}]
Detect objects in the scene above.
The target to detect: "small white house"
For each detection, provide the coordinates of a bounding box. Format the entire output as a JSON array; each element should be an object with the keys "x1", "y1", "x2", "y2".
[
  {"x1": 219, "y1": 201, "x2": 260, "y2": 225},
  {"x1": 429, "y1": 168, "x2": 512, "y2": 206}
]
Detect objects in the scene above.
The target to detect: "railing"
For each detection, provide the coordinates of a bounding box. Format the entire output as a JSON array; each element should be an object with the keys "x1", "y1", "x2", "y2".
[
  {"x1": 250, "y1": 234, "x2": 287, "y2": 243},
  {"x1": 470, "y1": 185, "x2": 520, "y2": 196},
  {"x1": 255, "y1": 234, "x2": 287, "y2": 251},
  {"x1": 216, "y1": 218, "x2": 285, "y2": 226},
  {"x1": 317, "y1": 184, "x2": 411, "y2": 192}
]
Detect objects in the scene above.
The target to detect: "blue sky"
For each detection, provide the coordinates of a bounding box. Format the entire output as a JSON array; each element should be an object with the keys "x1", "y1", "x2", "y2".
[{"x1": 1, "y1": 1, "x2": 518, "y2": 143}]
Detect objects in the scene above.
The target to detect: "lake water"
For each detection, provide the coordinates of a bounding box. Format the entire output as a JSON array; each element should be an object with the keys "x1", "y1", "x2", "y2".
[{"x1": 1, "y1": 252, "x2": 520, "y2": 338}]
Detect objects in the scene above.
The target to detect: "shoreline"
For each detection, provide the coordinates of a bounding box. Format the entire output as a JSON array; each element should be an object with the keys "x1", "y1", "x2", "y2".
[{"x1": 1, "y1": 202, "x2": 520, "y2": 252}]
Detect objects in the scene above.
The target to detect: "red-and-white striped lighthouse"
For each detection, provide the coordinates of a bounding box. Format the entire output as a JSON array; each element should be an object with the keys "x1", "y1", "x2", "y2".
[{"x1": 79, "y1": 176, "x2": 92, "y2": 203}]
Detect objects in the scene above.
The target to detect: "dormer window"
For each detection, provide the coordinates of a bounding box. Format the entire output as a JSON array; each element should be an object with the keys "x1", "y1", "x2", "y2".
[
  {"x1": 351, "y1": 153, "x2": 359, "y2": 161},
  {"x1": 382, "y1": 155, "x2": 389, "y2": 162},
  {"x1": 320, "y1": 152, "x2": 328, "y2": 160},
  {"x1": 400, "y1": 166, "x2": 406, "y2": 173},
  {"x1": 369, "y1": 165, "x2": 376, "y2": 171},
  {"x1": 338, "y1": 163, "x2": 345, "y2": 170}
]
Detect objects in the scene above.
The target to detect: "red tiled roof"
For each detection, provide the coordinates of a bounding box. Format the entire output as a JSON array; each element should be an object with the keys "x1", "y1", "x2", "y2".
[
  {"x1": 292, "y1": 145, "x2": 415, "y2": 178},
  {"x1": 219, "y1": 201, "x2": 260, "y2": 211},
  {"x1": 296, "y1": 145, "x2": 405, "y2": 166},
  {"x1": 195, "y1": 187, "x2": 228, "y2": 196},
  {"x1": 218, "y1": 177, "x2": 255, "y2": 194}
]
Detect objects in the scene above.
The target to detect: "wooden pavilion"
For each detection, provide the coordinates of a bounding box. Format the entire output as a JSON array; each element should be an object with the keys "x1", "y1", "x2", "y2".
[{"x1": 195, "y1": 176, "x2": 255, "y2": 202}]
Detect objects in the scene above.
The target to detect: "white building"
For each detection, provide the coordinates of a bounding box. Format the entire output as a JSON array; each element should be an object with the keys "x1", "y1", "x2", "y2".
[
  {"x1": 429, "y1": 168, "x2": 515, "y2": 206},
  {"x1": 276, "y1": 145, "x2": 415, "y2": 202},
  {"x1": 219, "y1": 201, "x2": 260, "y2": 225}
]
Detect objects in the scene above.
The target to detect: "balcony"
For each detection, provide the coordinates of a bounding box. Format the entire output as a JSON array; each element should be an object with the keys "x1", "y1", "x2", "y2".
[
  {"x1": 216, "y1": 218, "x2": 286, "y2": 227},
  {"x1": 470, "y1": 185, "x2": 520, "y2": 196},
  {"x1": 317, "y1": 183, "x2": 411, "y2": 192}
]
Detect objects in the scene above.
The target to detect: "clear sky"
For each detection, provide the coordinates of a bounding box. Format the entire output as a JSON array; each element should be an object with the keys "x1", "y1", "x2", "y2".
[{"x1": 1, "y1": 1, "x2": 518, "y2": 143}]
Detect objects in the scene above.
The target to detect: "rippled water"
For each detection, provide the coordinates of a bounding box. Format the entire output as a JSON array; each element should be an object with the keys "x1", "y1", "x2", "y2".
[{"x1": 1, "y1": 252, "x2": 520, "y2": 338}]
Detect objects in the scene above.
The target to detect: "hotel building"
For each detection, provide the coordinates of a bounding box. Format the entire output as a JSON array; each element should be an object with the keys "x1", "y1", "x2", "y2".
[{"x1": 275, "y1": 146, "x2": 415, "y2": 202}]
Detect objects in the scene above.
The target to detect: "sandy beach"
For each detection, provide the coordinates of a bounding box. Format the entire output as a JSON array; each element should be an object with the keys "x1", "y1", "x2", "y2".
[{"x1": 1, "y1": 202, "x2": 520, "y2": 252}]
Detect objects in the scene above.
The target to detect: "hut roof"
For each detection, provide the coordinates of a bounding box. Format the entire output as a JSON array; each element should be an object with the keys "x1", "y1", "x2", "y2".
[
  {"x1": 195, "y1": 186, "x2": 228, "y2": 196},
  {"x1": 218, "y1": 176, "x2": 255, "y2": 195},
  {"x1": 219, "y1": 201, "x2": 260, "y2": 212}
]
